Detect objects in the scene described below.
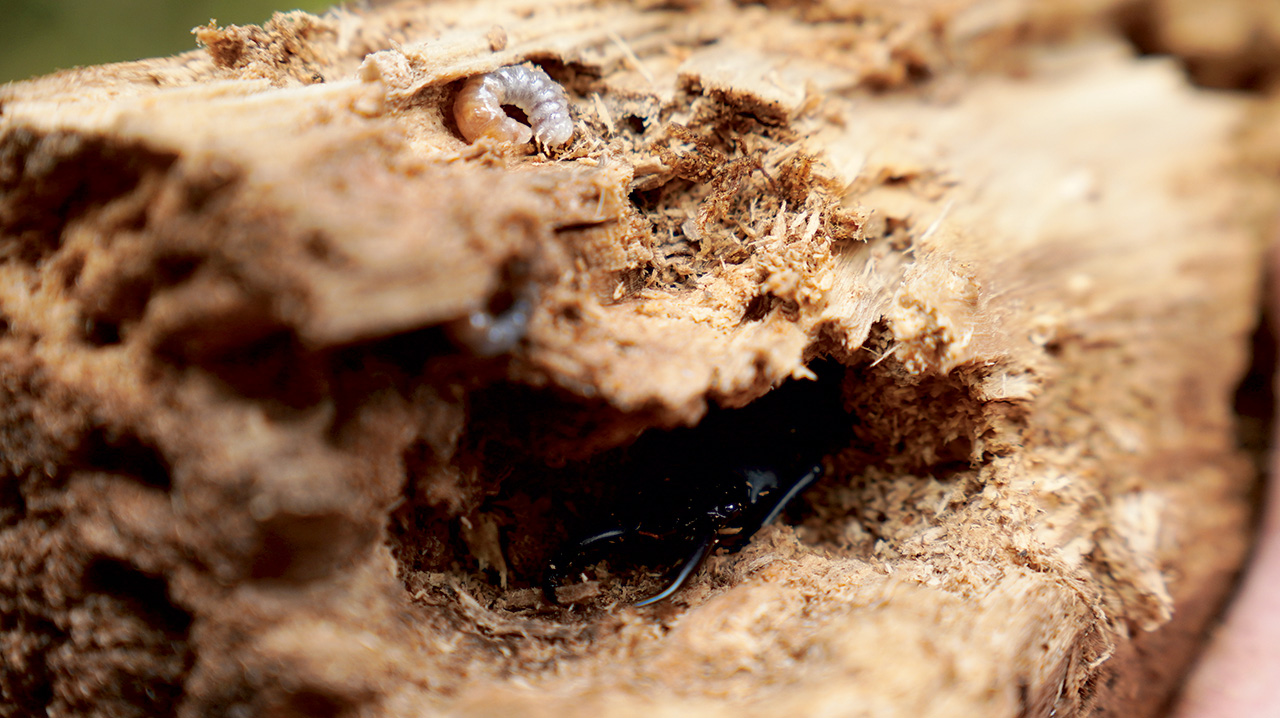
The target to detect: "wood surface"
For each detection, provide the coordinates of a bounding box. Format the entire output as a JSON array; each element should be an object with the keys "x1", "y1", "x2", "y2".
[{"x1": 0, "y1": 1, "x2": 1270, "y2": 716}]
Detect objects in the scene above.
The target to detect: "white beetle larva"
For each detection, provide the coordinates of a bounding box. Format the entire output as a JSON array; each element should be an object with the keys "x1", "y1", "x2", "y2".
[
  {"x1": 454, "y1": 64, "x2": 574, "y2": 147},
  {"x1": 447, "y1": 294, "x2": 533, "y2": 357}
]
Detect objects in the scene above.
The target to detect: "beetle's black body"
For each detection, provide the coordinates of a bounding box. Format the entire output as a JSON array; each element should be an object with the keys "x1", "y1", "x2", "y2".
[{"x1": 544, "y1": 363, "x2": 850, "y2": 606}]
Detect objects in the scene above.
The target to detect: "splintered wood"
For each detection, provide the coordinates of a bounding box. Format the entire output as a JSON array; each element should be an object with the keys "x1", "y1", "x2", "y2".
[{"x1": 0, "y1": 1, "x2": 1268, "y2": 717}]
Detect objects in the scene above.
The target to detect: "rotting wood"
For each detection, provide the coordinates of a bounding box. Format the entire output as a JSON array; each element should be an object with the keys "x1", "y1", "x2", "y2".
[{"x1": 0, "y1": 1, "x2": 1271, "y2": 717}]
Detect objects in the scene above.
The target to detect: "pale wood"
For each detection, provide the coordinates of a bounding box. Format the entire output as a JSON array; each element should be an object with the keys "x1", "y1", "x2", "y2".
[{"x1": 0, "y1": 2, "x2": 1266, "y2": 717}]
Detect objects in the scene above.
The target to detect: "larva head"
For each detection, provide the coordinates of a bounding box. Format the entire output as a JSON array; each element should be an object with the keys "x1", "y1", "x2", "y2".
[{"x1": 533, "y1": 112, "x2": 574, "y2": 148}]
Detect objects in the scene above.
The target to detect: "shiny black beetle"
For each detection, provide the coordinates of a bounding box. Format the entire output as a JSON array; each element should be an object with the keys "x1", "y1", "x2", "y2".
[{"x1": 543, "y1": 363, "x2": 849, "y2": 606}]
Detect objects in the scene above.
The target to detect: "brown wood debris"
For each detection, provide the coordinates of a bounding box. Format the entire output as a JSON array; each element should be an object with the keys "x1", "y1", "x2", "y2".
[{"x1": 0, "y1": 1, "x2": 1274, "y2": 716}]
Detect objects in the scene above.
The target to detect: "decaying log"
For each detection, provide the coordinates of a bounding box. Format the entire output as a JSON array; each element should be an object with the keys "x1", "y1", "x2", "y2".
[{"x1": 0, "y1": 1, "x2": 1270, "y2": 716}]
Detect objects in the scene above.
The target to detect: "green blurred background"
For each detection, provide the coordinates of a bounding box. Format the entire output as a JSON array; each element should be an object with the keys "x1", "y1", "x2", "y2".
[{"x1": 0, "y1": 0, "x2": 332, "y2": 83}]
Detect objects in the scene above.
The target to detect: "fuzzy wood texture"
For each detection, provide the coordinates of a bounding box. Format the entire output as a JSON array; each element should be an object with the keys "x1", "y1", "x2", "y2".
[{"x1": 0, "y1": 1, "x2": 1267, "y2": 717}]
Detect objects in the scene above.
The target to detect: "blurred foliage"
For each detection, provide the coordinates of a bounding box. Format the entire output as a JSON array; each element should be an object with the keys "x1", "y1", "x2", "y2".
[{"x1": 0, "y1": 0, "x2": 332, "y2": 83}]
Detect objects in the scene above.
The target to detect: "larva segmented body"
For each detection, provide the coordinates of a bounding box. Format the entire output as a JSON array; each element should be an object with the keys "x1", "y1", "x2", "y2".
[{"x1": 454, "y1": 65, "x2": 573, "y2": 147}]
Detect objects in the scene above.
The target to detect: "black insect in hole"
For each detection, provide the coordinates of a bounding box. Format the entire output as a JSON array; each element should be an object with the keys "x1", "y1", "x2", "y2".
[{"x1": 544, "y1": 362, "x2": 851, "y2": 606}]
